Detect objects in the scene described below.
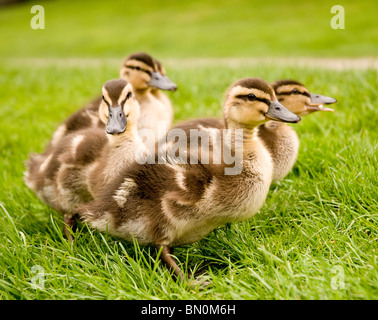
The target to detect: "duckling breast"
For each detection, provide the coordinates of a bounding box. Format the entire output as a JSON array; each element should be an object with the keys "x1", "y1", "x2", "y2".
[
  {"x1": 258, "y1": 122, "x2": 299, "y2": 183},
  {"x1": 196, "y1": 145, "x2": 273, "y2": 223}
]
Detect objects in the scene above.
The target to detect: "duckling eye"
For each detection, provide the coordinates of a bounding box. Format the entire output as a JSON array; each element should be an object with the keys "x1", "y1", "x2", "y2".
[
  {"x1": 291, "y1": 89, "x2": 299, "y2": 94},
  {"x1": 247, "y1": 94, "x2": 256, "y2": 101},
  {"x1": 135, "y1": 66, "x2": 141, "y2": 71}
]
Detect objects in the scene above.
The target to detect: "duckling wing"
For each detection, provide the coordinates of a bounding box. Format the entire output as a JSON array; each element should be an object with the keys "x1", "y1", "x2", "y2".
[
  {"x1": 172, "y1": 117, "x2": 225, "y2": 131},
  {"x1": 25, "y1": 128, "x2": 108, "y2": 214},
  {"x1": 44, "y1": 96, "x2": 104, "y2": 151},
  {"x1": 64, "y1": 97, "x2": 104, "y2": 134}
]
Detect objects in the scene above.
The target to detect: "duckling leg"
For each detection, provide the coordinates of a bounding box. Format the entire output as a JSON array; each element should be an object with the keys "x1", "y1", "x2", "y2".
[
  {"x1": 63, "y1": 214, "x2": 77, "y2": 242},
  {"x1": 157, "y1": 245, "x2": 212, "y2": 289},
  {"x1": 156, "y1": 244, "x2": 184, "y2": 281}
]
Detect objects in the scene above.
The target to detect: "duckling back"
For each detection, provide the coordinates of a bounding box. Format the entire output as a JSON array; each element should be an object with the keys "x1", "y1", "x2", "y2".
[{"x1": 25, "y1": 128, "x2": 108, "y2": 213}]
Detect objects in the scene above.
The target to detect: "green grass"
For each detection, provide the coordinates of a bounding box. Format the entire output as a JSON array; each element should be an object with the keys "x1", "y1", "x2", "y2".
[
  {"x1": 0, "y1": 60, "x2": 377, "y2": 299},
  {"x1": 0, "y1": 0, "x2": 377, "y2": 58}
]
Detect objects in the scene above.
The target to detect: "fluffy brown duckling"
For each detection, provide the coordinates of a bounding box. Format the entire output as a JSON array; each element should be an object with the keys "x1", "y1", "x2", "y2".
[
  {"x1": 78, "y1": 78, "x2": 300, "y2": 281},
  {"x1": 24, "y1": 79, "x2": 143, "y2": 240},
  {"x1": 171, "y1": 79, "x2": 337, "y2": 183},
  {"x1": 258, "y1": 79, "x2": 337, "y2": 183},
  {"x1": 48, "y1": 52, "x2": 177, "y2": 150}
]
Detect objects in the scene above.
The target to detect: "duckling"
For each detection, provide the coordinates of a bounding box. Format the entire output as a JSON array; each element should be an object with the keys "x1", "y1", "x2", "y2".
[
  {"x1": 24, "y1": 79, "x2": 143, "y2": 240},
  {"x1": 258, "y1": 79, "x2": 337, "y2": 183},
  {"x1": 171, "y1": 80, "x2": 337, "y2": 183},
  {"x1": 120, "y1": 53, "x2": 177, "y2": 141},
  {"x1": 48, "y1": 52, "x2": 177, "y2": 150},
  {"x1": 78, "y1": 78, "x2": 300, "y2": 280}
]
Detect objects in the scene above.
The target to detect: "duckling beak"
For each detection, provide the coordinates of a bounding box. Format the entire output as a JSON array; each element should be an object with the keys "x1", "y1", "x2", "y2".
[
  {"x1": 106, "y1": 105, "x2": 127, "y2": 134},
  {"x1": 307, "y1": 93, "x2": 337, "y2": 112},
  {"x1": 148, "y1": 72, "x2": 178, "y2": 91},
  {"x1": 265, "y1": 101, "x2": 301, "y2": 123}
]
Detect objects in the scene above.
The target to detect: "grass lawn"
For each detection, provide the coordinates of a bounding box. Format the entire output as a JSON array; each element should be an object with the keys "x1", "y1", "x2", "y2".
[
  {"x1": 0, "y1": 60, "x2": 377, "y2": 299},
  {"x1": 0, "y1": 0, "x2": 378, "y2": 58},
  {"x1": 0, "y1": 0, "x2": 377, "y2": 301}
]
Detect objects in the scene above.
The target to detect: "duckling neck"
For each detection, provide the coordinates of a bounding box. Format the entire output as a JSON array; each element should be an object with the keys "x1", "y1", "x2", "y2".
[
  {"x1": 242, "y1": 127, "x2": 259, "y2": 141},
  {"x1": 133, "y1": 88, "x2": 152, "y2": 101},
  {"x1": 258, "y1": 120, "x2": 299, "y2": 184},
  {"x1": 225, "y1": 122, "x2": 263, "y2": 162},
  {"x1": 92, "y1": 124, "x2": 140, "y2": 193},
  {"x1": 107, "y1": 124, "x2": 139, "y2": 147},
  {"x1": 261, "y1": 120, "x2": 285, "y2": 130},
  {"x1": 226, "y1": 120, "x2": 260, "y2": 141}
]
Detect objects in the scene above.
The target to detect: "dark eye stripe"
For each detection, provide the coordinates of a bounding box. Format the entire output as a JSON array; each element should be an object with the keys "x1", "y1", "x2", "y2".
[
  {"x1": 256, "y1": 97, "x2": 270, "y2": 105},
  {"x1": 126, "y1": 65, "x2": 152, "y2": 76},
  {"x1": 120, "y1": 91, "x2": 132, "y2": 106},
  {"x1": 277, "y1": 91, "x2": 310, "y2": 97},
  {"x1": 236, "y1": 95, "x2": 270, "y2": 106},
  {"x1": 102, "y1": 95, "x2": 110, "y2": 106},
  {"x1": 102, "y1": 91, "x2": 131, "y2": 107}
]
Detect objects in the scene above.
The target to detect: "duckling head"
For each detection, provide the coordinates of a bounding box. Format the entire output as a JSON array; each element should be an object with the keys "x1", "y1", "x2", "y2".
[
  {"x1": 224, "y1": 78, "x2": 301, "y2": 129},
  {"x1": 151, "y1": 57, "x2": 178, "y2": 92},
  {"x1": 154, "y1": 58, "x2": 166, "y2": 76},
  {"x1": 272, "y1": 79, "x2": 337, "y2": 117},
  {"x1": 99, "y1": 79, "x2": 140, "y2": 135},
  {"x1": 119, "y1": 52, "x2": 177, "y2": 92}
]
